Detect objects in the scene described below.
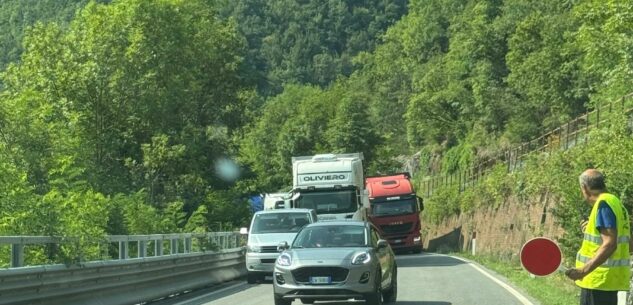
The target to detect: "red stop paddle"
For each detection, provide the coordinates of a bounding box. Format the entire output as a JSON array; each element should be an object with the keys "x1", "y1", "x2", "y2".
[{"x1": 520, "y1": 237, "x2": 567, "y2": 276}]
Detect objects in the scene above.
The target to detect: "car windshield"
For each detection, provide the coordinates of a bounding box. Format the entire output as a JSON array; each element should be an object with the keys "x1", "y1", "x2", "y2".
[
  {"x1": 371, "y1": 198, "x2": 417, "y2": 217},
  {"x1": 292, "y1": 225, "x2": 367, "y2": 248},
  {"x1": 250, "y1": 212, "x2": 311, "y2": 234},
  {"x1": 294, "y1": 189, "x2": 357, "y2": 214}
]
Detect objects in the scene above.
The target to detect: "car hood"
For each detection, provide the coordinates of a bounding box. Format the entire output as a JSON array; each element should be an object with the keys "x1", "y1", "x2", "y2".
[
  {"x1": 249, "y1": 233, "x2": 297, "y2": 246},
  {"x1": 287, "y1": 248, "x2": 367, "y2": 265}
]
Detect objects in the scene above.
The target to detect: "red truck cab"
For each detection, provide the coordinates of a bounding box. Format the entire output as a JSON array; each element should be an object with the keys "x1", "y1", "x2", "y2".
[{"x1": 366, "y1": 173, "x2": 423, "y2": 253}]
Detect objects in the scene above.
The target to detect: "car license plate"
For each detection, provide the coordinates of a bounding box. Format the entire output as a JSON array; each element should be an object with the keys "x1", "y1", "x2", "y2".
[
  {"x1": 309, "y1": 276, "x2": 331, "y2": 284},
  {"x1": 264, "y1": 275, "x2": 273, "y2": 281}
]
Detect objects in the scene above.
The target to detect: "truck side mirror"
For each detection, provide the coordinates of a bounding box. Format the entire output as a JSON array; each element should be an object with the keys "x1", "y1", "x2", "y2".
[
  {"x1": 417, "y1": 196, "x2": 424, "y2": 211},
  {"x1": 239, "y1": 227, "x2": 248, "y2": 235}
]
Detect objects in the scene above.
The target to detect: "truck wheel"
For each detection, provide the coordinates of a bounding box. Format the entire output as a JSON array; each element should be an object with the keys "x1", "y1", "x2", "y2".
[
  {"x1": 382, "y1": 265, "x2": 397, "y2": 303},
  {"x1": 274, "y1": 294, "x2": 292, "y2": 305},
  {"x1": 247, "y1": 272, "x2": 258, "y2": 284},
  {"x1": 364, "y1": 269, "x2": 382, "y2": 305}
]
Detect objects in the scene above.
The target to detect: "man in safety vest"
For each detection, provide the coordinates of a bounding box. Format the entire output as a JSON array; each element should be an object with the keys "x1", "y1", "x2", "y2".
[{"x1": 565, "y1": 169, "x2": 630, "y2": 305}]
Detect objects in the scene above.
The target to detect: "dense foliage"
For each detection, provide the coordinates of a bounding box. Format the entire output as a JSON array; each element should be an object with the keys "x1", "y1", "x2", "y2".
[
  {"x1": 218, "y1": 0, "x2": 408, "y2": 95},
  {"x1": 0, "y1": 0, "x2": 112, "y2": 76}
]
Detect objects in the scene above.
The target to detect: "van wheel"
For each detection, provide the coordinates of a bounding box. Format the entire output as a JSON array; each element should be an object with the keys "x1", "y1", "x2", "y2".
[{"x1": 247, "y1": 272, "x2": 258, "y2": 284}]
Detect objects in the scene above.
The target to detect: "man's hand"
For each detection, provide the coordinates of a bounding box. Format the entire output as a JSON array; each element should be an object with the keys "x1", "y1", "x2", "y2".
[
  {"x1": 580, "y1": 219, "x2": 588, "y2": 232},
  {"x1": 565, "y1": 268, "x2": 586, "y2": 280}
]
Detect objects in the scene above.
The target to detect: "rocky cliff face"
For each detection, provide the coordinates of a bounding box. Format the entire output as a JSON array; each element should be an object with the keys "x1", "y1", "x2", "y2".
[{"x1": 422, "y1": 193, "x2": 563, "y2": 259}]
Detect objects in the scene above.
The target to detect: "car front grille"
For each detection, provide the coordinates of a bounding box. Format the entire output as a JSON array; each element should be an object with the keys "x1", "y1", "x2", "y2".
[
  {"x1": 292, "y1": 267, "x2": 349, "y2": 283},
  {"x1": 261, "y1": 246, "x2": 278, "y2": 253},
  {"x1": 380, "y1": 222, "x2": 413, "y2": 234}
]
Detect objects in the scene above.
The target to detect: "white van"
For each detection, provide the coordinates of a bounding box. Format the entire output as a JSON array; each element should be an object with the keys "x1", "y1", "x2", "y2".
[{"x1": 244, "y1": 209, "x2": 317, "y2": 283}]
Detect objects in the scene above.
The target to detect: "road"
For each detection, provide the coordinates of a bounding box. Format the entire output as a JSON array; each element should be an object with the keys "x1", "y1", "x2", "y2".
[{"x1": 150, "y1": 253, "x2": 537, "y2": 305}]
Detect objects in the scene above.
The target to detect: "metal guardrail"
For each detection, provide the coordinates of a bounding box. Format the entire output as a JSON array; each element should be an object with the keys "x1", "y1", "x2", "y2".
[
  {"x1": 1, "y1": 232, "x2": 242, "y2": 268},
  {"x1": 0, "y1": 232, "x2": 246, "y2": 305},
  {"x1": 420, "y1": 92, "x2": 633, "y2": 197}
]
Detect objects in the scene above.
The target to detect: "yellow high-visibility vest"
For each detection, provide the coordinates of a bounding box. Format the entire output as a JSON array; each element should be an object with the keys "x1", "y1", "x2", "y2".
[{"x1": 575, "y1": 193, "x2": 630, "y2": 291}]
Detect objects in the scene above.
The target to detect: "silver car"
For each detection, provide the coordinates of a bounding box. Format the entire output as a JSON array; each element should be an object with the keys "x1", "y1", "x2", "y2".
[{"x1": 273, "y1": 221, "x2": 397, "y2": 305}]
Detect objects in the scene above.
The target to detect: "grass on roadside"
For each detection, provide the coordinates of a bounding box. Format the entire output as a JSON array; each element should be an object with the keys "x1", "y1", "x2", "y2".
[{"x1": 456, "y1": 253, "x2": 578, "y2": 305}]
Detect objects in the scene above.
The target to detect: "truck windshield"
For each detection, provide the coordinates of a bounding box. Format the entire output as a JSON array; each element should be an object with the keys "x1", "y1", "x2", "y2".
[
  {"x1": 371, "y1": 198, "x2": 417, "y2": 217},
  {"x1": 294, "y1": 189, "x2": 357, "y2": 214},
  {"x1": 251, "y1": 212, "x2": 311, "y2": 234}
]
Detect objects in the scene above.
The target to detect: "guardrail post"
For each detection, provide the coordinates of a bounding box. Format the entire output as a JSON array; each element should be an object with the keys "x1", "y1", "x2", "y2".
[
  {"x1": 185, "y1": 237, "x2": 192, "y2": 253},
  {"x1": 11, "y1": 243, "x2": 24, "y2": 267},
  {"x1": 171, "y1": 239, "x2": 178, "y2": 255},
  {"x1": 119, "y1": 241, "x2": 128, "y2": 260},
  {"x1": 138, "y1": 241, "x2": 147, "y2": 258},
  {"x1": 155, "y1": 240, "x2": 163, "y2": 256}
]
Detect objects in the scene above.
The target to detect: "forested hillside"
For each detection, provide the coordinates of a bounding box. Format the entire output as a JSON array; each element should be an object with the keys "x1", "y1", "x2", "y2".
[
  {"x1": 219, "y1": 0, "x2": 407, "y2": 95},
  {"x1": 0, "y1": 0, "x2": 112, "y2": 74},
  {"x1": 242, "y1": 0, "x2": 633, "y2": 190},
  {"x1": 1, "y1": 0, "x2": 633, "y2": 264}
]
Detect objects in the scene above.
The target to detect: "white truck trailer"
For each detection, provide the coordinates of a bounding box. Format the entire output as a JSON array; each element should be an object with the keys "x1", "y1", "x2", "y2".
[{"x1": 290, "y1": 153, "x2": 369, "y2": 221}]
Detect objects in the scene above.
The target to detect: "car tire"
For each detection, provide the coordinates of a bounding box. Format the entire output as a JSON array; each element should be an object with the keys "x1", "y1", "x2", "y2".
[
  {"x1": 382, "y1": 265, "x2": 397, "y2": 303},
  {"x1": 247, "y1": 272, "x2": 258, "y2": 284},
  {"x1": 365, "y1": 268, "x2": 382, "y2": 305},
  {"x1": 274, "y1": 294, "x2": 292, "y2": 305},
  {"x1": 300, "y1": 298, "x2": 315, "y2": 304}
]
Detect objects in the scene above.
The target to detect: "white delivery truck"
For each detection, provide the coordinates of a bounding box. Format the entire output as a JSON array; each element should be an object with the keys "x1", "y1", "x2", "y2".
[
  {"x1": 290, "y1": 153, "x2": 369, "y2": 221},
  {"x1": 263, "y1": 192, "x2": 291, "y2": 210}
]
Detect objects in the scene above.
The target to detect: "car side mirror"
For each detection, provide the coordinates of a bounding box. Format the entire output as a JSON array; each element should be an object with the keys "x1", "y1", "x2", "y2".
[
  {"x1": 377, "y1": 239, "x2": 389, "y2": 249},
  {"x1": 277, "y1": 241, "x2": 289, "y2": 252},
  {"x1": 239, "y1": 227, "x2": 248, "y2": 235}
]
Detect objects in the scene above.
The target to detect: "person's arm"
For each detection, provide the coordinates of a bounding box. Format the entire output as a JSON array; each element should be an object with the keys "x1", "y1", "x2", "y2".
[
  {"x1": 566, "y1": 202, "x2": 618, "y2": 280},
  {"x1": 581, "y1": 228, "x2": 617, "y2": 272},
  {"x1": 567, "y1": 228, "x2": 617, "y2": 280}
]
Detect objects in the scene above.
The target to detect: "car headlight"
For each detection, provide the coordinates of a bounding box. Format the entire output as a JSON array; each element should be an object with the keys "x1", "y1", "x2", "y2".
[
  {"x1": 247, "y1": 245, "x2": 261, "y2": 253},
  {"x1": 413, "y1": 236, "x2": 421, "y2": 242},
  {"x1": 277, "y1": 253, "x2": 292, "y2": 266},
  {"x1": 352, "y1": 251, "x2": 371, "y2": 265}
]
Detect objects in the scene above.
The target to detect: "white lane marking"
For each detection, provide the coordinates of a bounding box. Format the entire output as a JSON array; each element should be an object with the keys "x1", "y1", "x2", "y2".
[
  {"x1": 449, "y1": 255, "x2": 536, "y2": 305},
  {"x1": 172, "y1": 282, "x2": 247, "y2": 305}
]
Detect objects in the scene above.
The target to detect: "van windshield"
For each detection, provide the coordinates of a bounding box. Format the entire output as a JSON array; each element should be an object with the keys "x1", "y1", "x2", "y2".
[{"x1": 251, "y1": 212, "x2": 311, "y2": 234}]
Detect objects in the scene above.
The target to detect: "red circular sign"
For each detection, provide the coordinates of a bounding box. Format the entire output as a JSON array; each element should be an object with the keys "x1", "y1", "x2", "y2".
[{"x1": 520, "y1": 237, "x2": 562, "y2": 276}]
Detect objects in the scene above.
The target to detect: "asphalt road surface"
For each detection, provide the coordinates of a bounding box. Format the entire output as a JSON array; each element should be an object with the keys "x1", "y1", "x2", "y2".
[{"x1": 151, "y1": 253, "x2": 538, "y2": 305}]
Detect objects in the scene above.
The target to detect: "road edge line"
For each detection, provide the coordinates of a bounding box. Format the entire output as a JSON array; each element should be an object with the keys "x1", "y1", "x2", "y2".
[{"x1": 449, "y1": 255, "x2": 536, "y2": 305}]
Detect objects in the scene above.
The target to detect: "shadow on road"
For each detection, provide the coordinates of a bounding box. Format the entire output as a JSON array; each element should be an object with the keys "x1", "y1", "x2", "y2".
[
  {"x1": 320, "y1": 301, "x2": 451, "y2": 305},
  {"x1": 396, "y1": 254, "x2": 466, "y2": 268},
  {"x1": 394, "y1": 301, "x2": 453, "y2": 305},
  {"x1": 149, "y1": 280, "x2": 259, "y2": 305}
]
